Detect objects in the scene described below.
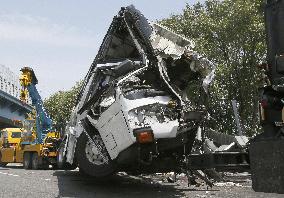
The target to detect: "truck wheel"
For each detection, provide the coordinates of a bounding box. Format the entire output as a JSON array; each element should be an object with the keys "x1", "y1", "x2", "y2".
[
  {"x1": 23, "y1": 152, "x2": 32, "y2": 169},
  {"x1": 76, "y1": 132, "x2": 116, "y2": 177},
  {"x1": 31, "y1": 152, "x2": 40, "y2": 170},
  {"x1": 0, "y1": 153, "x2": 8, "y2": 167},
  {"x1": 57, "y1": 141, "x2": 77, "y2": 170},
  {"x1": 41, "y1": 158, "x2": 49, "y2": 170}
]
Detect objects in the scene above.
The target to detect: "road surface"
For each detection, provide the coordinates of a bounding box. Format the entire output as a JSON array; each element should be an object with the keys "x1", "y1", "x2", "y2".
[{"x1": 0, "y1": 163, "x2": 283, "y2": 198}]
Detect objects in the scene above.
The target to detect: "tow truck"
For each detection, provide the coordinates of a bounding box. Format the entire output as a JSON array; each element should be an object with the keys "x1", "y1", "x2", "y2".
[{"x1": 0, "y1": 67, "x2": 61, "y2": 169}]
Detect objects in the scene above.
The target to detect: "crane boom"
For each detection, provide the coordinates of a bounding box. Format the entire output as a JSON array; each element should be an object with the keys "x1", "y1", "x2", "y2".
[{"x1": 20, "y1": 67, "x2": 53, "y2": 143}]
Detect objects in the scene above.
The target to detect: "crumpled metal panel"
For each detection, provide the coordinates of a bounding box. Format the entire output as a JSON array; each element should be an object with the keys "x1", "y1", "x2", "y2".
[
  {"x1": 150, "y1": 23, "x2": 194, "y2": 59},
  {"x1": 150, "y1": 23, "x2": 215, "y2": 93}
]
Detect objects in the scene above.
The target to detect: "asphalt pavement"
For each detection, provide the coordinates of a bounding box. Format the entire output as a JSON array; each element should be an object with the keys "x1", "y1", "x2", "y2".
[{"x1": 0, "y1": 163, "x2": 283, "y2": 198}]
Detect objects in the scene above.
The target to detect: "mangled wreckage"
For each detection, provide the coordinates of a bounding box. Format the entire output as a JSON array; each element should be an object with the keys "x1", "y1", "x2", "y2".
[{"x1": 58, "y1": 5, "x2": 249, "y2": 179}]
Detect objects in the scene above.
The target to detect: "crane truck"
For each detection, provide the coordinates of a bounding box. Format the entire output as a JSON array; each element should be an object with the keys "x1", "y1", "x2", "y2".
[{"x1": 0, "y1": 67, "x2": 61, "y2": 169}]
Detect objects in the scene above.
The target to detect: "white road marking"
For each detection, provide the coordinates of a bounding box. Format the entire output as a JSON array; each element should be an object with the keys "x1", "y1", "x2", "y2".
[
  {"x1": 0, "y1": 171, "x2": 19, "y2": 177},
  {"x1": 6, "y1": 163, "x2": 22, "y2": 167}
]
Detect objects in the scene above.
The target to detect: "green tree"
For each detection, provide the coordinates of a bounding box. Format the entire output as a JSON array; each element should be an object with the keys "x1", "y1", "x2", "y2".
[
  {"x1": 44, "y1": 81, "x2": 82, "y2": 131},
  {"x1": 160, "y1": 0, "x2": 266, "y2": 136}
]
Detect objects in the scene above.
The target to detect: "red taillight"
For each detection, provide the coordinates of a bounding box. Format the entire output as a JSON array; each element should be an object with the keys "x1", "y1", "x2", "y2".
[{"x1": 136, "y1": 131, "x2": 154, "y2": 144}]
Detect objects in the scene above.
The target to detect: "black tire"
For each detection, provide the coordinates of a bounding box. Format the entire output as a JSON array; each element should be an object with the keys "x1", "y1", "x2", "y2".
[
  {"x1": 79, "y1": 167, "x2": 88, "y2": 176},
  {"x1": 75, "y1": 132, "x2": 116, "y2": 177},
  {"x1": 0, "y1": 153, "x2": 8, "y2": 167},
  {"x1": 31, "y1": 152, "x2": 40, "y2": 170},
  {"x1": 52, "y1": 164, "x2": 58, "y2": 170},
  {"x1": 23, "y1": 152, "x2": 32, "y2": 169},
  {"x1": 57, "y1": 141, "x2": 77, "y2": 170},
  {"x1": 0, "y1": 163, "x2": 7, "y2": 167},
  {"x1": 41, "y1": 160, "x2": 49, "y2": 170}
]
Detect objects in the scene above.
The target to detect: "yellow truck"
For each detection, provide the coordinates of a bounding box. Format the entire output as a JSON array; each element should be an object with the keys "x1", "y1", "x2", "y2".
[
  {"x1": 0, "y1": 67, "x2": 62, "y2": 169},
  {"x1": 0, "y1": 128, "x2": 22, "y2": 167},
  {"x1": 0, "y1": 127, "x2": 60, "y2": 169}
]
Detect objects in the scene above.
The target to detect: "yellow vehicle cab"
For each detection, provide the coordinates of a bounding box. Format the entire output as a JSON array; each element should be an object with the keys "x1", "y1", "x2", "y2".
[
  {"x1": 0, "y1": 128, "x2": 22, "y2": 147},
  {"x1": 0, "y1": 128, "x2": 24, "y2": 166}
]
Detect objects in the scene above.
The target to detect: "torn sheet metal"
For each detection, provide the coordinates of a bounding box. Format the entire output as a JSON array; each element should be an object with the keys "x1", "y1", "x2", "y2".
[
  {"x1": 150, "y1": 23, "x2": 216, "y2": 93},
  {"x1": 150, "y1": 23, "x2": 195, "y2": 59}
]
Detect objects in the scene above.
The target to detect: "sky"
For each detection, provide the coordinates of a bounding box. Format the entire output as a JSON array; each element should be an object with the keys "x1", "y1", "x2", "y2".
[{"x1": 0, "y1": 0, "x2": 201, "y2": 98}]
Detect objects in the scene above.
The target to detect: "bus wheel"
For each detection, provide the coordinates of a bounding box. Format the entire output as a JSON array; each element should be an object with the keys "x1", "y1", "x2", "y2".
[{"x1": 76, "y1": 132, "x2": 116, "y2": 177}]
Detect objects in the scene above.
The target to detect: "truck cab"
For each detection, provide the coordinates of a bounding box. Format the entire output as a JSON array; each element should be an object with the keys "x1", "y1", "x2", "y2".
[
  {"x1": 0, "y1": 128, "x2": 23, "y2": 166},
  {"x1": 0, "y1": 128, "x2": 22, "y2": 148}
]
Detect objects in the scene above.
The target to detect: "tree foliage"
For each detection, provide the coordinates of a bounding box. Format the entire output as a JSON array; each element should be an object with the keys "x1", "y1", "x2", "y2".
[
  {"x1": 160, "y1": 0, "x2": 266, "y2": 136},
  {"x1": 44, "y1": 81, "x2": 82, "y2": 131}
]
